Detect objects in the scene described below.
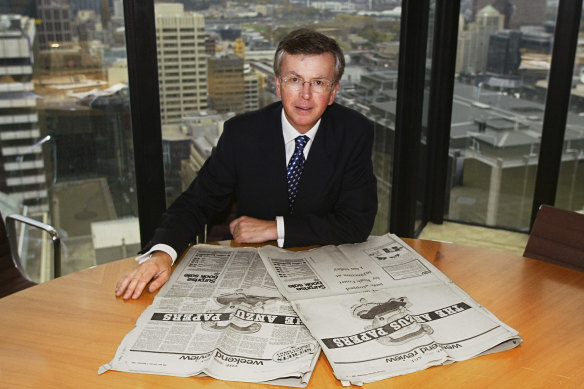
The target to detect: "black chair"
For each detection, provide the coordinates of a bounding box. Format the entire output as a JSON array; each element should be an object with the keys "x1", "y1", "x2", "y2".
[
  {"x1": 0, "y1": 212, "x2": 61, "y2": 298},
  {"x1": 523, "y1": 205, "x2": 584, "y2": 272}
]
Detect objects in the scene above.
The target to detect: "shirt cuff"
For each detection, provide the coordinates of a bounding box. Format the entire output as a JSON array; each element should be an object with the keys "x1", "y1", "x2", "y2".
[
  {"x1": 276, "y1": 216, "x2": 285, "y2": 247},
  {"x1": 136, "y1": 244, "x2": 178, "y2": 265}
]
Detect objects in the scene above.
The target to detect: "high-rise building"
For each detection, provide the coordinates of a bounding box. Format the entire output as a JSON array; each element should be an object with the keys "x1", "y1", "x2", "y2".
[
  {"x1": 36, "y1": 0, "x2": 74, "y2": 50},
  {"x1": 155, "y1": 3, "x2": 208, "y2": 125},
  {"x1": 207, "y1": 54, "x2": 245, "y2": 114},
  {"x1": 0, "y1": 14, "x2": 48, "y2": 213},
  {"x1": 474, "y1": 0, "x2": 547, "y2": 29},
  {"x1": 456, "y1": 5, "x2": 505, "y2": 75},
  {"x1": 486, "y1": 30, "x2": 522, "y2": 76},
  {"x1": 244, "y1": 64, "x2": 259, "y2": 112}
]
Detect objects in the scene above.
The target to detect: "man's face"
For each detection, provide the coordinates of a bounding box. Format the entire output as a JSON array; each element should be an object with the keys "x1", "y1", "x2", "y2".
[{"x1": 275, "y1": 52, "x2": 339, "y2": 134}]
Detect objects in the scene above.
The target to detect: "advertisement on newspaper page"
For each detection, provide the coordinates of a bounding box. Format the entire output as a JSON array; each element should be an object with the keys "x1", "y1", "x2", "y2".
[
  {"x1": 258, "y1": 234, "x2": 522, "y2": 385},
  {"x1": 99, "y1": 245, "x2": 320, "y2": 386}
]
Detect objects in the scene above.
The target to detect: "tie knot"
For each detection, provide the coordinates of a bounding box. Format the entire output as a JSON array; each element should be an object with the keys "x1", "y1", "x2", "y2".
[{"x1": 295, "y1": 135, "x2": 309, "y2": 150}]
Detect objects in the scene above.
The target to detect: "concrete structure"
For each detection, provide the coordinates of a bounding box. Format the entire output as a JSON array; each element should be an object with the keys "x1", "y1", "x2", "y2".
[
  {"x1": 244, "y1": 64, "x2": 259, "y2": 112},
  {"x1": 207, "y1": 54, "x2": 245, "y2": 114},
  {"x1": 36, "y1": 0, "x2": 74, "y2": 50},
  {"x1": 0, "y1": 14, "x2": 48, "y2": 213},
  {"x1": 179, "y1": 110, "x2": 234, "y2": 191},
  {"x1": 457, "y1": 5, "x2": 505, "y2": 75},
  {"x1": 155, "y1": 3, "x2": 208, "y2": 124}
]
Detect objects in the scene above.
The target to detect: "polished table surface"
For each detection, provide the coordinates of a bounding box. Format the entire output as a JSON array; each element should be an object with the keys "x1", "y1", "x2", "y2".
[{"x1": 1, "y1": 239, "x2": 583, "y2": 388}]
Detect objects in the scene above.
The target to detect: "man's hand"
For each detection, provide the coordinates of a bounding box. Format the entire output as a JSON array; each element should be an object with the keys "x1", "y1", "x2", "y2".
[
  {"x1": 115, "y1": 251, "x2": 173, "y2": 300},
  {"x1": 229, "y1": 216, "x2": 278, "y2": 244}
]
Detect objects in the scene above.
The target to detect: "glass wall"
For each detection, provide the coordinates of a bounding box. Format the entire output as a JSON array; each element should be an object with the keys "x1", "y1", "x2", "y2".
[
  {"x1": 153, "y1": 1, "x2": 403, "y2": 236},
  {"x1": 0, "y1": 0, "x2": 137, "y2": 280},
  {"x1": 445, "y1": 0, "x2": 563, "y2": 232},
  {"x1": 557, "y1": 9, "x2": 584, "y2": 213}
]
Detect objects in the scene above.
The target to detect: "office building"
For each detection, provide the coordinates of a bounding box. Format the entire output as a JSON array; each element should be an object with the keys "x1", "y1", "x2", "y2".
[
  {"x1": 161, "y1": 123, "x2": 192, "y2": 204},
  {"x1": 155, "y1": 3, "x2": 208, "y2": 125},
  {"x1": 475, "y1": 0, "x2": 547, "y2": 30},
  {"x1": 457, "y1": 5, "x2": 505, "y2": 75},
  {"x1": 41, "y1": 84, "x2": 135, "y2": 228},
  {"x1": 178, "y1": 110, "x2": 234, "y2": 191},
  {"x1": 207, "y1": 54, "x2": 245, "y2": 114},
  {"x1": 485, "y1": 30, "x2": 522, "y2": 89},
  {"x1": 36, "y1": 0, "x2": 74, "y2": 50},
  {"x1": 0, "y1": 14, "x2": 48, "y2": 213},
  {"x1": 243, "y1": 64, "x2": 260, "y2": 113}
]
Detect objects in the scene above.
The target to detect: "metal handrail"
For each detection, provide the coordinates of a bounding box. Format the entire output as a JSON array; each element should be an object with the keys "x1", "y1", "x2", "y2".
[{"x1": 5, "y1": 214, "x2": 61, "y2": 278}]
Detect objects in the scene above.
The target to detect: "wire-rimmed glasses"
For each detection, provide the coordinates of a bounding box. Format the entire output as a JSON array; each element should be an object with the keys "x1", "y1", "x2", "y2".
[{"x1": 280, "y1": 75, "x2": 334, "y2": 94}]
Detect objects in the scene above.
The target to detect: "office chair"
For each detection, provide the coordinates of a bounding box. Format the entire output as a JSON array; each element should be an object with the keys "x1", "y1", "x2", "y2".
[
  {"x1": 200, "y1": 200, "x2": 238, "y2": 243},
  {"x1": 0, "y1": 212, "x2": 61, "y2": 298},
  {"x1": 523, "y1": 205, "x2": 584, "y2": 272}
]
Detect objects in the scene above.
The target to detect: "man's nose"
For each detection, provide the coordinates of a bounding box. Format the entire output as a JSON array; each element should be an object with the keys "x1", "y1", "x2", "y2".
[{"x1": 301, "y1": 82, "x2": 312, "y2": 98}]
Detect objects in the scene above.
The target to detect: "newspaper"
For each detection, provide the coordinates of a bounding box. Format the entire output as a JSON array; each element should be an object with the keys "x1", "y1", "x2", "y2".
[
  {"x1": 258, "y1": 234, "x2": 523, "y2": 385},
  {"x1": 99, "y1": 245, "x2": 320, "y2": 387}
]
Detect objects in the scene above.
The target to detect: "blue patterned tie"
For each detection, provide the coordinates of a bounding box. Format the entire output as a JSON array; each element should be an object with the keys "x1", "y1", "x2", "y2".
[{"x1": 287, "y1": 135, "x2": 309, "y2": 213}]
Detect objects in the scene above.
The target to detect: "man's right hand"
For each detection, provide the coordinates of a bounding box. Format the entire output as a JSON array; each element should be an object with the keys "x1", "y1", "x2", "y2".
[{"x1": 115, "y1": 251, "x2": 173, "y2": 300}]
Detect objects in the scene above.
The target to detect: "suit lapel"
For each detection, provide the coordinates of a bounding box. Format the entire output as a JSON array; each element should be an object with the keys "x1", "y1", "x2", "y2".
[
  {"x1": 294, "y1": 112, "x2": 335, "y2": 212},
  {"x1": 258, "y1": 104, "x2": 289, "y2": 211}
]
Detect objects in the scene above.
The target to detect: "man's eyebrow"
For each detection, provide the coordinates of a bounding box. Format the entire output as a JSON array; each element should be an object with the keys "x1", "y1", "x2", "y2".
[
  {"x1": 282, "y1": 71, "x2": 300, "y2": 77},
  {"x1": 282, "y1": 71, "x2": 330, "y2": 80}
]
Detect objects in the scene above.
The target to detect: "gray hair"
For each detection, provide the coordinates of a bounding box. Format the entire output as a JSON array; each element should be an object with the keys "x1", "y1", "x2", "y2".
[{"x1": 273, "y1": 28, "x2": 345, "y2": 84}]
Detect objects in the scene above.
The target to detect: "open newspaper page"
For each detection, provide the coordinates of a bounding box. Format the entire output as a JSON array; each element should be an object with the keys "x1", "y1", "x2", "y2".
[
  {"x1": 258, "y1": 234, "x2": 522, "y2": 385},
  {"x1": 100, "y1": 245, "x2": 320, "y2": 386}
]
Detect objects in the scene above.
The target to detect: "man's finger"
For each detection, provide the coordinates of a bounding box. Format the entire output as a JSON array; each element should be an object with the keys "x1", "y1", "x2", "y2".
[
  {"x1": 129, "y1": 266, "x2": 159, "y2": 299},
  {"x1": 115, "y1": 274, "x2": 131, "y2": 296},
  {"x1": 148, "y1": 271, "x2": 170, "y2": 293}
]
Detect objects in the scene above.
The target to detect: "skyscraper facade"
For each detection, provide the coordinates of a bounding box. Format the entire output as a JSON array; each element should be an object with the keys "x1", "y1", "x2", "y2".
[
  {"x1": 0, "y1": 14, "x2": 48, "y2": 212},
  {"x1": 155, "y1": 3, "x2": 208, "y2": 125},
  {"x1": 36, "y1": 0, "x2": 74, "y2": 50},
  {"x1": 207, "y1": 54, "x2": 245, "y2": 114}
]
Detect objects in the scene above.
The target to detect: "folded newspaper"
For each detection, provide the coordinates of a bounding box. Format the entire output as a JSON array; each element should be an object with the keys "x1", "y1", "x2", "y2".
[
  {"x1": 99, "y1": 245, "x2": 320, "y2": 387},
  {"x1": 257, "y1": 233, "x2": 523, "y2": 386}
]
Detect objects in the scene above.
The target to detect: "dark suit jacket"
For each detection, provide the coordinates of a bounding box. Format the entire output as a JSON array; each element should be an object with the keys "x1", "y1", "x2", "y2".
[{"x1": 143, "y1": 101, "x2": 377, "y2": 255}]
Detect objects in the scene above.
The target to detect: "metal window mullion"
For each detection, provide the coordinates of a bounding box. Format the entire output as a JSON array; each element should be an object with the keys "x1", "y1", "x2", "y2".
[
  {"x1": 390, "y1": 0, "x2": 431, "y2": 237},
  {"x1": 426, "y1": 0, "x2": 461, "y2": 224},
  {"x1": 124, "y1": 0, "x2": 167, "y2": 246},
  {"x1": 530, "y1": 0, "x2": 583, "y2": 228}
]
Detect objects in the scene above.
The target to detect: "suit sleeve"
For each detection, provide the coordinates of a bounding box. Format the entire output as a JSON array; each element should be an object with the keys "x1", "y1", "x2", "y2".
[
  {"x1": 283, "y1": 120, "x2": 378, "y2": 247},
  {"x1": 140, "y1": 125, "x2": 238, "y2": 257}
]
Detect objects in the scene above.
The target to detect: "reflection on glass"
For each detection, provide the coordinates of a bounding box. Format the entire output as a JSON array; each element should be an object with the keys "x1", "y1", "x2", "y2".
[
  {"x1": 0, "y1": 1, "x2": 137, "y2": 280},
  {"x1": 446, "y1": 1, "x2": 571, "y2": 232},
  {"x1": 154, "y1": 1, "x2": 403, "y2": 235}
]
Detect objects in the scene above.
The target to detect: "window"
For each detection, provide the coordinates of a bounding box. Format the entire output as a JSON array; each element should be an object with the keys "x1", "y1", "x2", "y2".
[
  {"x1": 0, "y1": 2, "x2": 138, "y2": 281},
  {"x1": 445, "y1": 1, "x2": 558, "y2": 231},
  {"x1": 153, "y1": 1, "x2": 402, "y2": 234}
]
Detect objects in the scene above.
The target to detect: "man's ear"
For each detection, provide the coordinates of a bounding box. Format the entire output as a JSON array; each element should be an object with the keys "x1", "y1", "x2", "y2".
[
  {"x1": 328, "y1": 83, "x2": 340, "y2": 105},
  {"x1": 275, "y1": 76, "x2": 282, "y2": 98}
]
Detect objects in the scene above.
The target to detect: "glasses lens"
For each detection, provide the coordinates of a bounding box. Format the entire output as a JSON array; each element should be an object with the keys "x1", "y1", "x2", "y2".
[
  {"x1": 312, "y1": 82, "x2": 326, "y2": 93},
  {"x1": 283, "y1": 77, "x2": 330, "y2": 93}
]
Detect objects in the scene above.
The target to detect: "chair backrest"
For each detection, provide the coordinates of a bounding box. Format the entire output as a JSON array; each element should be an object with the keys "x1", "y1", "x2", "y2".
[
  {"x1": 523, "y1": 205, "x2": 584, "y2": 272},
  {"x1": 0, "y1": 212, "x2": 36, "y2": 298},
  {"x1": 205, "y1": 199, "x2": 237, "y2": 242}
]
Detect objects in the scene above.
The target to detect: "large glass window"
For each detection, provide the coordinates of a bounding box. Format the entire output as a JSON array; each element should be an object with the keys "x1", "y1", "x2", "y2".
[
  {"x1": 0, "y1": 1, "x2": 137, "y2": 281},
  {"x1": 446, "y1": 0, "x2": 558, "y2": 231},
  {"x1": 557, "y1": 9, "x2": 584, "y2": 213},
  {"x1": 154, "y1": 1, "x2": 403, "y2": 236}
]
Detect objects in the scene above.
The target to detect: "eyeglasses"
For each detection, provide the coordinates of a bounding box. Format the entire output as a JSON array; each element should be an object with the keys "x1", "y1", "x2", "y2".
[{"x1": 280, "y1": 76, "x2": 334, "y2": 94}]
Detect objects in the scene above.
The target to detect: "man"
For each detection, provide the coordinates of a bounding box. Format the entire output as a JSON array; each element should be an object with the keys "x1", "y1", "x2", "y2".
[{"x1": 116, "y1": 28, "x2": 377, "y2": 300}]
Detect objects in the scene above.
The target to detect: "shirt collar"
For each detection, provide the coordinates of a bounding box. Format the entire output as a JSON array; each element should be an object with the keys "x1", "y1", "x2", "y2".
[{"x1": 281, "y1": 109, "x2": 321, "y2": 144}]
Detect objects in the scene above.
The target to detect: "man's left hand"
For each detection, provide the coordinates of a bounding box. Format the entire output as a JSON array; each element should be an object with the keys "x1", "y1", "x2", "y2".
[{"x1": 229, "y1": 216, "x2": 278, "y2": 243}]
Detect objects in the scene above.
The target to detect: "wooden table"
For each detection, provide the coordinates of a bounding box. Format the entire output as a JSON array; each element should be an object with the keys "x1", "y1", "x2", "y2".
[{"x1": 1, "y1": 239, "x2": 583, "y2": 388}]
